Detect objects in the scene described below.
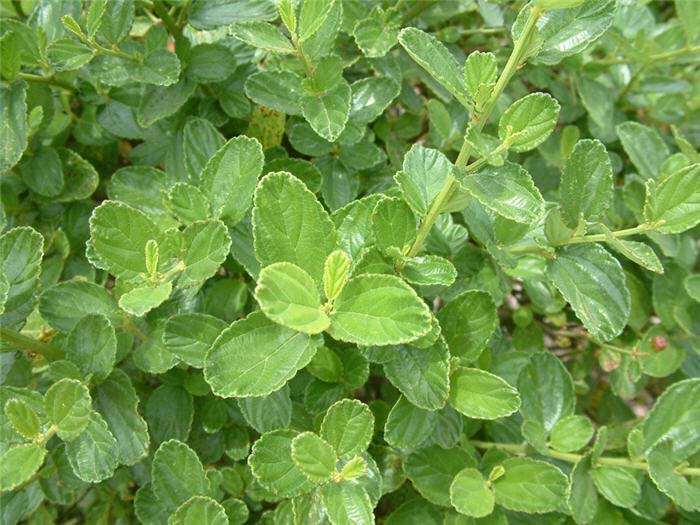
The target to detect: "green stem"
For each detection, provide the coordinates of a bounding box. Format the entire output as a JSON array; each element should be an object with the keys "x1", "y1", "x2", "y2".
[
  {"x1": 599, "y1": 45, "x2": 700, "y2": 65},
  {"x1": 551, "y1": 222, "x2": 662, "y2": 247},
  {"x1": 599, "y1": 342, "x2": 648, "y2": 358},
  {"x1": 470, "y1": 441, "x2": 700, "y2": 477},
  {"x1": 0, "y1": 327, "x2": 63, "y2": 361},
  {"x1": 153, "y1": 0, "x2": 181, "y2": 36},
  {"x1": 16, "y1": 72, "x2": 74, "y2": 91},
  {"x1": 405, "y1": 4, "x2": 543, "y2": 258},
  {"x1": 91, "y1": 41, "x2": 143, "y2": 63}
]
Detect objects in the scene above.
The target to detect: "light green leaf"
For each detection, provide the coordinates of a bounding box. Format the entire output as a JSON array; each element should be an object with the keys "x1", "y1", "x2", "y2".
[
  {"x1": 383, "y1": 338, "x2": 449, "y2": 410},
  {"x1": 458, "y1": 162, "x2": 545, "y2": 224},
  {"x1": 163, "y1": 313, "x2": 227, "y2": 368},
  {"x1": 183, "y1": 118, "x2": 226, "y2": 183},
  {"x1": 86, "y1": 0, "x2": 133, "y2": 45},
  {"x1": 394, "y1": 144, "x2": 453, "y2": 217},
  {"x1": 404, "y1": 445, "x2": 477, "y2": 507},
  {"x1": 567, "y1": 453, "x2": 598, "y2": 524},
  {"x1": 560, "y1": 139, "x2": 613, "y2": 227},
  {"x1": 591, "y1": 466, "x2": 641, "y2": 509},
  {"x1": 0, "y1": 81, "x2": 27, "y2": 172},
  {"x1": 299, "y1": 0, "x2": 335, "y2": 41},
  {"x1": 256, "y1": 262, "x2": 329, "y2": 334},
  {"x1": 647, "y1": 440, "x2": 700, "y2": 512},
  {"x1": 498, "y1": 93, "x2": 560, "y2": 152},
  {"x1": 253, "y1": 171, "x2": 337, "y2": 284},
  {"x1": 321, "y1": 481, "x2": 374, "y2": 525},
  {"x1": 44, "y1": 378, "x2": 92, "y2": 441},
  {"x1": 229, "y1": 21, "x2": 295, "y2": 53},
  {"x1": 549, "y1": 244, "x2": 630, "y2": 342},
  {"x1": 204, "y1": 311, "x2": 320, "y2": 397},
  {"x1": 65, "y1": 412, "x2": 119, "y2": 482},
  {"x1": 324, "y1": 250, "x2": 350, "y2": 301},
  {"x1": 353, "y1": 15, "x2": 399, "y2": 58},
  {"x1": 549, "y1": 415, "x2": 594, "y2": 452},
  {"x1": 169, "y1": 496, "x2": 228, "y2": 525},
  {"x1": 248, "y1": 429, "x2": 315, "y2": 497},
  {"x1": 450, "y1": 468, "x2": 495, "y2": 518},
  {"x1": 180, "y1": 220, "x2": 232, "y2": 285},
  {"x1": 371, "y1": 197, "x2": 416, "y2": 250},
  {"x1": 238, "y1": 385, "x2": 292, "y2": 433},
  {"x1": 320, "y1": 399, "x2": 374, "y2": 458},
  {"x1": 617, "y1": 121, "x2": 669, "y2": 180},
  {"x1": 639, "y1": 325, "x2": 685, "y2": 378},
  {"x1": 167, "y1": 183, "x2": 211, "y2": 224},
  {"x1": 188, "y1": 0, "x2": 278, "y2": 30},
  {"x1": 448, "y1": 367, "x2": 520, "y2": 420},
  {"x1": 328, "y1": 274, "x2": 431, "y2": 346},
  {"x1": 93, "y1": 369, "x2": 150, "y2": 466},
  {"x1": 39, "y1": 281, "x2": 119, "y2": 333},
  {"x1": 245, "y1": 70, "x2": 303, "y2": 116},
  {"x1": 200, "y1": 136, "x2": 264, "y2": 225},
  {"x1": 4, "y1": 398, "x2": 41, "y2": 438},
  {"x1": 0, "y1": 226, "x2": 44, "y2": 329},
  {"x1": 137, "y1": 77, "x2": 196, "y2": 127},
  {"x1": 152, "y1": 440, "x2": 210, "y2": 512},
  {"x1": 398, "y1": 27, "x2": 471, "y2": 108},
  {"x1": 301, "y1": 80, "x2": 351, "y2": 142},
  {"x1": 642, "y1": 378, "x2": 700, "y2": 461},
  {"x1": 493, "y1": 458, "x2": 568, "y2": 513},
  {"x1": 437, "y1": 290, "x2": 497, "y2": 362},
  {"x1": 400, "y1": 255, "x2": 457, "y2": 287},
  {"x1": 0, "y1": 443, "x2": 46, "y2": 491},
  {"x1": 348, "y1": 77, "x2": 400, "y2": 125},
  {"x1": 65, "y1": 314, "x2": 116, "y2": 382},
  {"x1": 518, "y1": 352, "x2": 575, "y2": 432},
  {"x1": 464, "y1": 51, "x2": 497, "y2": 106},
  {"x1": 604, "y1": 232, "x2": 663, "y2": 274},
  {"x1": 46, "y1": 38, "x2": 94, "y2": 71},
  {"x1": 685, "y1": 274, "x2": 700, "y2": 302},
  {"x1": 384, "y1": 395, "x2": 437, "y2": 449},
  {"x1": 644, "y1": 164, "x2": 700, "y2": 234},
  {"x1": 118, "y1": 281, "x2": 172, "y2": 317},
  {"x1": 291, "y1": 431, "x2": 337, "y2": 483}
]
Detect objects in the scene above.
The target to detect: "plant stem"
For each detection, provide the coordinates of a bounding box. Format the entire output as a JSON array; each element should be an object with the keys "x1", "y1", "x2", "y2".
[
  {"x1": 17, "y1": 72, "x2": 74, "y2": 91},
  {"x1": 91, "y1": 41, "x2": 143, "y2": 63},
  {"x1": 0, "y1": 327, "x2": 63, "y2": 361},
  {"x1": 469, "y1": 441, "x2": 700, "y2": 477},
  {"x1": 406, "y1": 4, "x2": 543, "y2": 258},
  {"x1": 153, "y1": 0, "x2": 181, "y2": 36},
  {"x1": 599, "y1": 45, "x2": 700, "y2": 65},
  {"x1": 551, "y1": 221, "x2": 662, "y2": 247}
]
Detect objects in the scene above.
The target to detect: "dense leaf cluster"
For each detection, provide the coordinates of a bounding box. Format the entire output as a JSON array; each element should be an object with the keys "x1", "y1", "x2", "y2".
[{"x1": 1, "y1": 0, "x2": 700, "y2": 523}]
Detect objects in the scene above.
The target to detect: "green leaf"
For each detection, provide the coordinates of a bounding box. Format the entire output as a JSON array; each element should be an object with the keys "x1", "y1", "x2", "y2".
[
  {"x1": 616, "y1": 121, "x2": 669, "y2": 180},
  {"x1": 324, "y1": 250, "x2": 351, "y2": 301},
  {"x1": 86, "y1": 0, "x2": 133, "y2": 45},
  {"x1": 394, "y1": 144, "x2": 452, "y2": 217},
  {"x1": 642, "y1": 378, "x2": 700, "y2": 461},
  {"x1": 384, "y1": 395, "x2": 437, "y2": 449},
  {"x1": 169, "y1": 496, "x2": 229, "y2": 525},
  {"x1": 383, "y1": 338, "x2": 449, "y2": 410},
  {"x1": 321, "y1": 481, "x2": 373, "y2": 525},
  {"x1": 238, "y1": 384, "x2": 292, "y2": 433},
  {"x1": 253, "y1": 171, "x2": 337, "y2": 284},
  {"x1": 200, "y1": 136, "x2": 264, "y2": 225},
  {"x1": 348, "y1": 77, "x2": 400, "y2": 125},
  {"x1": 549, "y1": 415, "x2": 594, "y2": 452},
  {"x1": 65, "y1": 314, "x2": 116, "y2": 382},
  {"x1": 647, "y1": 440, "x2": 700, "y2": 512},
  {"x1": 604, "y1": 233, "x2": 664, "y2": 274},
  {"x1": 204, "y1": 311, "x2": 320, "y2": 397},
  {"x1": 93, "y1": 369, "x2": 150, "y2": 466},
  {"x1": 458, "y1": 163, "x2": 545, "y2": 224},
  {"x1": 404, "y1": 445, "x2": 477, "y2": 507},
  {"x1": 320, "y1": 399, "x2": 374, "y2": 458},
  {"x1": 0, "y1": 226, "x2": 44, "y2": 329},
  {"x1": 298, "y1": 0, "x2": 335, "y2": 41},
  {"x1": 685, "y1": 274, "x2": 700, "y2": 302},
  {"x1": 167, "y1": 183, "x2": 211, "y2": 224},
  {"x1": 450, "y1": 468, "x2": 495, "y2": 518},
  {"x1": 89, "y1": 201, "x2": 165, "y2": 277},
  {"x1": 248, "y1": 429, "x2": 315, "y2": 497},
  {"x1": 448, "y1": 367, "x2": 520, "y2": 420},
  {"x1": 567, "y1": 453, "x2": 598, "y2": 524},
  {"x1": 163, "y1": 313, "x2": 227, "y2": 368},
  {"x1": 437, "y1": 290, "x2": 497, "y2": 361},
  {"x1": 44, "y1": 378, "x2": 92, "y2": 441},
  {"x1": 493, "y1": 458, "x2": 568, "y2": 513},
  {"x1": 591, "y1": 466, "x2": 641, "y2": 509},
  {"x1": 301, "y1": 80, "x2": 351, "y2": 142},
  {"x1": 183, "y1": 117, "x2": 226, "y2": 183},
  {"x1": 549, "y1": 244, "x2": 630, "y2": 342},
  {"x1": 4, "y1": 398, "x2": 41, "y2": 438},
  {"x1": 398, "y1": 28, "x2": 471, "y2": 108},
  {"x1": 65, "y1": 412, "x2": 119, "y2": 482},
  {"x1": 19, "y1": 146, "x2": 64, "y2": 197},
  {"x1": 518, "y1": 352, "x2": 575, "y2": 432},
  {"x1": 39, "y1": 281, "x2": 119, "y2": 333},
  {"x1": 46, "y1": 38, "x2": 94, "y2": 71},
  {"x1": 256, "y1": 262, "x2": 329, "y2": 334},
  {"x1": 400, "y1": 255, "x2": 457, "y2": 287},
  {"x1": 353, "y1": 15, "x2": 399, "y2": 58},
  {"x1": 644, "y1": 164, "x2": 700, "y2": 234},
  {"x1": 0, "y1": 443, "x2": 46, "y2": 491},
  {"x1": 560, "y1": 139, "x2": 613, "y2": 227},
  {"x1": 291, "y1": 431, "x2": 337, "y2": 483},
  {"x1": 245, "y1": 70, "x2": 304, "y2": 116},
  {"x1": 498, "y1": 93, "x2": 560, "y2": 152},
  {"x1": 146, "y1": 385, "x2": 193, "y2": 444},
  {"x1": 152, "y1": 440, "x2": 210, "y2": 512},
  {"x1": 0, "y1": 81, "x2": 27, "y2": 172},
  {"x1": 371, "y1": 197, "x2": 416, "y2": 250},
  {"x1": 229, "y1": 21, "x2": 295, "y2": 53},
  {"x1": 188, "y1": 0, "x2": 278, "y2": 30},
  {"x1": 328, "y1": 274, "x2": 431, "y2": 346},
  {"x1": 464, "y1": 51, "x2": 497, "y2": 105},
  {"x1": 118, "y1": 281, "x2": 172, "y2": 317},
  {"x1": 180, "y1": 220, "x2": 232, "y2": 285}
]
